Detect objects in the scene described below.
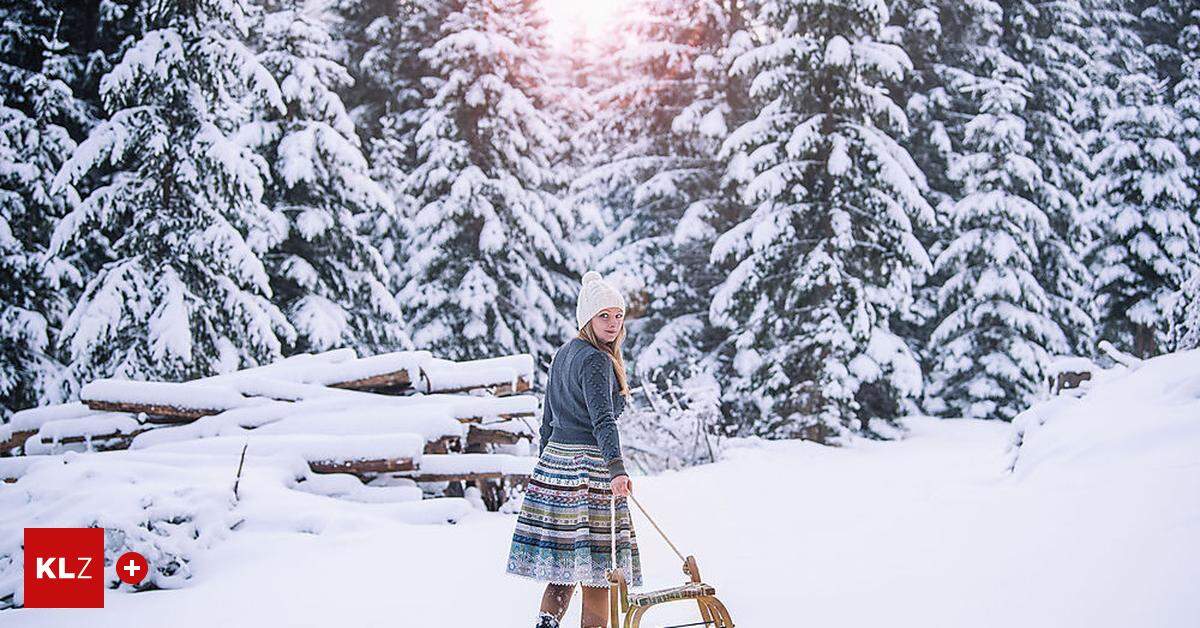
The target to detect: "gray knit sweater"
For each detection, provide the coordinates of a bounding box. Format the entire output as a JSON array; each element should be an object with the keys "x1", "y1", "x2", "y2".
[{"x1": 538, "y1": 337, "x2": 629, "y2": 479}]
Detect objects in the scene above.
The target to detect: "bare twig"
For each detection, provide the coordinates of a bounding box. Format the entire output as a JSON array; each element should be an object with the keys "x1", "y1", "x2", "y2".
[{"x1": 233, "y1": 441, "x2": 248, "y2": 501}]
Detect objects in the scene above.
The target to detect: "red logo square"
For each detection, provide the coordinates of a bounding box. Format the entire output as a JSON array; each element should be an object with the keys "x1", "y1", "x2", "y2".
[{"x1": 24, "y1": 527, "x2": 105, "y2": 608}]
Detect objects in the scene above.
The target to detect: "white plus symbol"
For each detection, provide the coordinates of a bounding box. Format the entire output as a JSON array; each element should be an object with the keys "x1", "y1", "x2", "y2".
[{"x1": 123, "y1": 559, "x2": 141, "y2": 578}]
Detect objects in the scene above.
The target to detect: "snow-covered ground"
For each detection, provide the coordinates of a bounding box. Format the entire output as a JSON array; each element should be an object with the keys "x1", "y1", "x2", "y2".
[{"x1": 4, "y1": 351, "x2": 1199, "y2": 627}]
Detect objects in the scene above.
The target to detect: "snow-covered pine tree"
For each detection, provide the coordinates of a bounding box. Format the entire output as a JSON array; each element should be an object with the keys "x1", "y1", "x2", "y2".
[
  {"x1": 890, "y1": 0, "x2": 969, "y2": 416},
  {"x1": 1010, "y1": 0, "x2": 1097, "y2": 357},
  {"x1": 330, "y1": 0, "x2": 391, "y2": 140},
  {"x1": 560, "y1": 18, "x2": 638, "y2": 250},
  {"x1": 1086, "y1": 36, "x2": 1198, "y2": 358},
  {"x1": 906, "y1": 0, "x2": 1094, "y2": 417},
  {"x1": 393, "y1": 0, "x2": 579, "y2": 362},
  {"x1": 1175, "y1": 265, "x2": 1200, "y2": 350},
  {"x1": 1075, "y1": 0, "x2": 1122, "y2": 157},
  {"x1": 540, "y1": 19, "x2": 611, "y2": 260},
  {"x1": 574, "y1": 0, "x2": 749, "y2": 394},
  {"x1": 712, "y1": 0, "x2": 934, "y2": 442},
  {"x1": 1171, "y1": 5, "x2": 1200, "y2": 351},
  {"x1": 0, "y1": 2, "x2": 85, "y2": 418},
  {"x1": 49, "y1": 0, "x2": 297, "y2": 384},
  {"x1": 1170, "y1": 4, "x2": 1200, "y2": 187},
  {"x1": 248, "y1": 0, "x2": 410, "y2": 355},
  {"x1": 926, "y1": 0, "x2": 1067, "y2": 421},
  {"x1": 543, "y1": 14, "x2": 598, "y2": 156},
  {"x1": 61, "y1": 0, "x2": 142, "y2": 118},
  {"x1": 1142, "y1": 0, "x2": 1195, "y2": 90},
  {"x1": 1153, "y1": 2, "x2": 1200, "y2": 350},
  {"x1": 1075, "y1": 0, "x2": 1142, "y2": 307},
  {"x1": 334, "y1": 0, "x2": 449, "y2": 281},
  {"x1": 893, "y1": 0, "x2": 960, "y2": 215},
  {"x1": 332, "y1": 0, "x2": 440, "y2": 148}
]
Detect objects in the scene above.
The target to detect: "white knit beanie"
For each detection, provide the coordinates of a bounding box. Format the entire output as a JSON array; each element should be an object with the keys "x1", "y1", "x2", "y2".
[{"x1": 576, "y1": 270, "x2": 626, "y2": 330}]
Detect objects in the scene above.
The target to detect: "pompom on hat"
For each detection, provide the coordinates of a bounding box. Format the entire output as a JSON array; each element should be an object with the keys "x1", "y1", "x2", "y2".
[{"x1": 576, "y1": 270, "x2": 626, "y2": 330}]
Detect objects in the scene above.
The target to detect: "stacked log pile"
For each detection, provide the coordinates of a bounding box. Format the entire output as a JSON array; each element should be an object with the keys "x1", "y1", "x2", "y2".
[{"x1": 0, "y1": 348, "x2": 540, "y2": 511}]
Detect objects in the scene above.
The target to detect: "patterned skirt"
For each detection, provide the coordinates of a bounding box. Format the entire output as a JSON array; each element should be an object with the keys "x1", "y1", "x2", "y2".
[{"x1": 506, "y1": 441, "x2": 643, "y2": 588}]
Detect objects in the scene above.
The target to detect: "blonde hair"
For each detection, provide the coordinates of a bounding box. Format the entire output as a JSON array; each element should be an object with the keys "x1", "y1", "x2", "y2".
[{"x1": 576, "y1": 315, "x2": 632, "y2": 401}]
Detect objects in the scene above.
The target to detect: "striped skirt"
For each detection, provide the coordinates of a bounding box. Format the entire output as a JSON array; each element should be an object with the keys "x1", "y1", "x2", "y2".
[{"x1": 506, "y1": 441, "x2": 643, "y2": 588}]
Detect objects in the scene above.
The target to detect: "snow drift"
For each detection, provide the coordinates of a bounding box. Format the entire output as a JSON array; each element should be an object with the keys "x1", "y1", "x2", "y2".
[{"x1": 1008, "y1": 347, "x2": 1200, "y2": 481}]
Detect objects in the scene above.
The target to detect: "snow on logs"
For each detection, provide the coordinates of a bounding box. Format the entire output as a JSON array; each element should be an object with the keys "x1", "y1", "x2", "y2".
[
  {"x1": 10, "y1": 350, "x2": 538, "y2": 451},
  {"x1": 80, "y1": 379, "x2": 267, "y2": 423},
  {"x1": 140, "y1": 433, "x2": 424, "y2": 475},
  {"x1": 2, "y1": 348, "x2": 539, "y2": 512},
  {"x1": 1046, "y1": 355, "x2": 1098, "y2": 396},
  {"x1": 75, "y1": 351, "x2": 535, "y2": 421},
  {"x1": 187, "y1": 348, "x2": 533, "y2": 395},
  {"x1": 1, "y1": 401, "x2": 115, "y2": 456},
  {"x1": 415, "y1": 355, "x2": 534, "y2": 395},
  {"x1": 396, "y1": 453, "x2": 536, "y2": 482},
  {"x1": 394, "y1": 454, "x2": 538, "y2": 511}
]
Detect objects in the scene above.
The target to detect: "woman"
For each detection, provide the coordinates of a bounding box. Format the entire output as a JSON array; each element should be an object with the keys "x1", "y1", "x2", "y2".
[{"x1": 506, "y1": 270, "x2": 643, "y2": 628}]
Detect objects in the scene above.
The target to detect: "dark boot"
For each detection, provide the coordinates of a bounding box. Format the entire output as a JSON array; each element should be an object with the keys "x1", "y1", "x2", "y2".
[{"x1": 536, "y1": 611, "x2": 561, "y2": 628}]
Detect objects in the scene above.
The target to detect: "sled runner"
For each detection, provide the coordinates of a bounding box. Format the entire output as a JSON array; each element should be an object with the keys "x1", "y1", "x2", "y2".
[{"x1": 606, "y1": 493, "x2": 735, "y2": 628}]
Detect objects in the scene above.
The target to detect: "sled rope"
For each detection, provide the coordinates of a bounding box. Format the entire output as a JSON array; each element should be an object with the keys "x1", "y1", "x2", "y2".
[
  {"x1": 610, "y1": 489, "x2": 617, "y2": 571},
  {"x1": 611, "y1": 490, "x2": 687, "y2": 565}
]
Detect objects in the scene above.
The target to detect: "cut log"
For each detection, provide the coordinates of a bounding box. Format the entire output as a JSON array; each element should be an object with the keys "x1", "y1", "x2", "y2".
[
  {"x1": 1052, "y1": 370, "x2": 1092, "y2": 394},
  {"x1": 428, "y1": 374, "x2": 532, "y2": 397},
  {"x1": 327, "y1": 369, "x2": 413, "y2": 393},
  {"x1": 491, "y1": 376, "x2": 532, "y2": 396},
  {"x1": 423, "y1": 435, "x2": 462, "y2": 454},
  {"x1": 466, "y1": 424, "x2": 528, "y2": 448},
  {"x1": 308, "y1": 457, "x2": 417, "y2": 475},
  {"x1": 417, "y1": 354, "x2": 534, "y2": 395},
  {"x1": 327, "y1": 360, "x2": 531, "y2": 396},
  {"x1": 398, "y1": 452, "x2": 535, "y2": 478},
  {"x1": 25, "y1": 412, "x2": 146, "y2": 456},
  {"x1": 428, "y1": 474, "x2": 530, "y2": 511},
  {"x1": 0, "y1": 429, "x2": 36, "y2": 457},
  {"x1": 38, "y1": 428, "x2": 153, "y2": 450},
  {"x1": 80, "y1": 379, "x2": 255, "y2": 422},
  {"x1": 1046, "y1": 355, "x2": 1098, "y2": 395},
  {"x1": 6, "y1": 402, "x2": 98, "y2": 455},
  {"x1": 29, "y1": 413, "x2": 458, "y2": 457},
  {"x1": 144, "y1": 432, "x2": 425, "y2": 462},
  {"x1": 85, "y1": 397, "x2": 530, "y2": 427},
  {"x1": 455, "y1": 409, "x2": 535, "y2": 424},
  {"x1": 83, "y1": 400, "x2": 222, "y2": 423},
  {"x1": 477, "y1": 476, "x2": 502, "y2": 511},
  {"x1": 403, "y1": 471, "x2": 531, "y2": 483}
]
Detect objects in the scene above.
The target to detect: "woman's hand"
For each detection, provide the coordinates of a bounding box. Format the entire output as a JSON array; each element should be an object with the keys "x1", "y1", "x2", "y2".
[{"x1": 611, "y1": 474, "x2": 633, "y2": 497}]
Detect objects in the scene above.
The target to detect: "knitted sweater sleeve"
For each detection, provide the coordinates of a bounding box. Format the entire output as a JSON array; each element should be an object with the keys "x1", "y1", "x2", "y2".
[
  {"x1": 538, "y1": 378, "x2": 553, "y2": 456},
  {"x1": 580, "y1": 351, "x2": 627, "y2": 480}
]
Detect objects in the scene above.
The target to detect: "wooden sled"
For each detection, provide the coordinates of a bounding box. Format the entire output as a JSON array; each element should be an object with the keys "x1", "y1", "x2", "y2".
[{"x1": 605, "y1": 494, "x2": 735, "y2": 627}]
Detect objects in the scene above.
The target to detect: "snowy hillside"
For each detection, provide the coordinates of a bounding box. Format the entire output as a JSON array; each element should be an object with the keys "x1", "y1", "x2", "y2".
[
  {"x1": 1009, "y1": 348, "x2": 1200, "y2": 483},
  {"x1": 3, "y1": 351, "x2": 1197, "y2": 626}
]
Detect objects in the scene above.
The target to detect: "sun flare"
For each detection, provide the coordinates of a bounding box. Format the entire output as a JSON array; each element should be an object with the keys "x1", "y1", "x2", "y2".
[{"x1": 539, "y1": 0, "x2": 630, "y2": 47}]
